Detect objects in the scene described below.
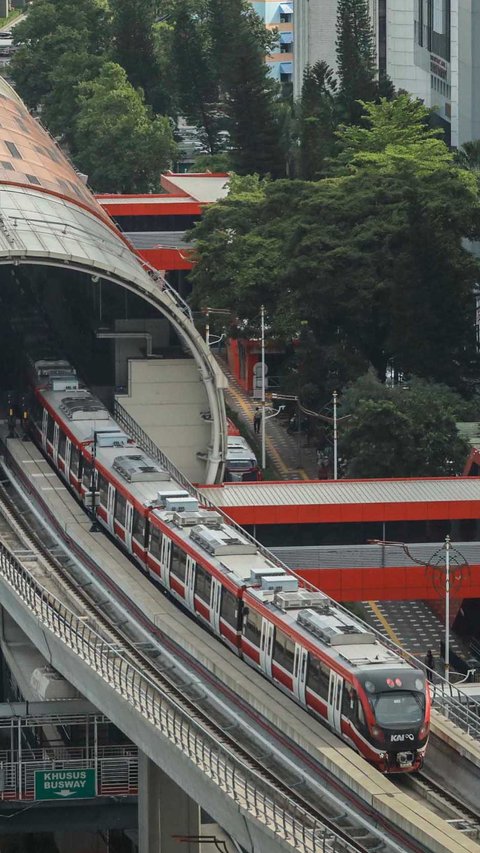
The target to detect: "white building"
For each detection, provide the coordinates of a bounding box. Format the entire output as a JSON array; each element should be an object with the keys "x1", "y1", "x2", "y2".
[{"x1": 294, "y1": 1, "x2": 480, "y2": 148}]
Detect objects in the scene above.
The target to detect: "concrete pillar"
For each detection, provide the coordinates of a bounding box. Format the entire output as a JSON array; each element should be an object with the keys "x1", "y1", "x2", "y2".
[{"x1": 138, "y1": 752, "x2": 200, "y2": 853}]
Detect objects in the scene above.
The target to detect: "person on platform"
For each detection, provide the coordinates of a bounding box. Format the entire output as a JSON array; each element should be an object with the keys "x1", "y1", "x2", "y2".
[
  {"x1": 253, "y1": 408, "x2": 261, "y2": 434},
  {"x1": 424, "y1": 649, "x2": 435, "y2": 681}
]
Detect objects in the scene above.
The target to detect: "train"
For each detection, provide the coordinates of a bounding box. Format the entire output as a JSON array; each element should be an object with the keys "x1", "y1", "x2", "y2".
[
  {"x1": 26, "y1": 358, "x2": 430, "y2": 774},
  {"x1": 225, "y1": 418, "x2": 261, "y2": 482}
]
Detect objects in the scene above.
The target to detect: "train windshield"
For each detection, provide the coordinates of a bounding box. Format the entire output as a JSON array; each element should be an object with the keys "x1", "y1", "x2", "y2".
[{"x1": 370, "y1": 691, "x2": 425, "y2": 726}]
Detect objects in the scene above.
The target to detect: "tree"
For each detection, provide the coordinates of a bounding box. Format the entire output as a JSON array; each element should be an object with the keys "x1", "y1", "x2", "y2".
[
  {"x1": 73, "y1": 63, "x2": 176, "y2": 192},
  {"x1": 170, "y1": 0, "x2": 221, "y2": 154},
  {"x1": 336, "y1": 0, "x2": 377, "y2": 124},
  {"x1": 339, "y1": 380, "x2": 472, "y2": 477},
  {"x1": 110, "y1": 0, "x2": 167, "y2": 112},
  {"x1": 298, "y1": 61, "x2": 338, "y2": 180},
  {"x1": 10, "y1": 0, "x2": 110, "y2": 112},
  {"x1": 190, "y1": 97, "x2": 480, "y2": 399},
  {"x1": 208, "y1": 0, "x2": 286, "y2": 177}
]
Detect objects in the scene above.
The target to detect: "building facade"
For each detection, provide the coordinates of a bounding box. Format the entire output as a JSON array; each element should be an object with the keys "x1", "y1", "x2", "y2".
[
  {"x1": 252, "y1": 1, "x2": 294, "y2": 83},
  {"x1": 294, "y1": 0, "x2": 480, "y2": 148}
]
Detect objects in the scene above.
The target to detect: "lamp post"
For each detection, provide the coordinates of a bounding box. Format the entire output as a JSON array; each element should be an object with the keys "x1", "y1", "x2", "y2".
[
  {"x1": 445, "y1": 535, "x2": 451, "y2": 683},
  {"x1": 260, "y1": 304, "x2": 267, "y2": 471},
  {"x1": 89, "y1": 431, "x2": 99, "y2": 533},
  {"x1": 333, "y1": 390, "x2": 338, "y2": 480}
]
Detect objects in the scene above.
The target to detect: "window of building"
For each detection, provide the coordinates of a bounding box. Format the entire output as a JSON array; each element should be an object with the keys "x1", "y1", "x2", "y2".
[
  {"x1": 273, "y1": 628, "x2": 295, "y2": 673},
  {"x1": 26, "y1": 173, "x2": 40, "y2": 185},
  {"x1": 243, "y1": 607, "x2": 262, "y2": 646},
  {"x1": 171, "y1": 543, "x2": 187, "y2": 582},
  {"x1": 195, "y1": 564, "x2": 211, "y2": 603},
  {"x1": 279, "y1": 12, "x2": 292, "y2": 23},
  {"x1": 0, "y1": 160, "x2": 13, "y2": 170},
  {"x1": 5, "y1": 140, "x2": 21, "y2": 159},
  {"x1": 306, "y1": 655, "x2": 330, "y2": 700}
]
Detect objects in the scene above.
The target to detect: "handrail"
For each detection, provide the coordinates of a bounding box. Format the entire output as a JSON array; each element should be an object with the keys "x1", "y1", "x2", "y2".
[
  {"x1": 113, "y1": 402, "x2": 480, "y2": 739},
  {"x1": 0, "y1": 537, "x2": 359, "y2": 853}
]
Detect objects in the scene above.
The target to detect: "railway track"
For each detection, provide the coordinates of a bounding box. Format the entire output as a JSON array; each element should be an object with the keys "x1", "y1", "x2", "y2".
[
  {"x1": 398, "y1": 772, "x2": 480, "y2": 841},
  {"x1": 0, "y1": 460, "x2": 391, "y2": 853}
]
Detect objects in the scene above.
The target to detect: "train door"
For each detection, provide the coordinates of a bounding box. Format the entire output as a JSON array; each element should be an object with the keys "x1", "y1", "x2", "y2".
[
  {"x1": 52, "y1": 423, "x2": 59, "y2": 466},
  {"x1": 160, "y1": 535, "x2": 171, "y2": 588},
  {"x1": 185, "y1": 556, "x2": 196, "y2": 611},
  {"x1": 124, "y1": 502, "x2": 134, "y2": 552},
  {"x1": 41, "y1": 409, "x2": 48, "y2": 450},
  {"x1": 293, "y1": 646, "x2": 308, "y2": 704},
  {"x1": 260, "y1": 619, "x2": 274, "y2": 678},
  {"x1": 328, "y1": 671, "x2": 343, "y2": 733},
  {"x1": 64, "y1": 438, "x2": 71, "y2": 481},
  {"x1": 106, "y1": 484, "x2": 115, "y2": 533},
  {"x1": 210, "y1": 578, "x2": 221, "y2": 634}
]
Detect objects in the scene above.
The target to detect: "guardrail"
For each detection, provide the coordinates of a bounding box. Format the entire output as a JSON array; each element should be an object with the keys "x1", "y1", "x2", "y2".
[
  {"x1": 0, "y1": 754, "x2": 138, "y2": 801},
  {"x1": 113, "y1": 401, "x2": 480, "y2": 742},
  {"x1": 0, "y1": 538, "x2": 358, "y2": 853}
]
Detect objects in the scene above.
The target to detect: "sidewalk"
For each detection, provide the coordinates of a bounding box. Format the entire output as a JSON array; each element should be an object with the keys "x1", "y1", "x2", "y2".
[{"x1": 217, "y1": 355, "x2": 319, "y2": 480}]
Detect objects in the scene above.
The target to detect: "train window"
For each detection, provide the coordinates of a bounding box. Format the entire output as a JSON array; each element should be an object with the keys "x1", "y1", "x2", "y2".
[
  {"x1": 70, "y1": 445, "x2": 80, "y2": 476},
  {"x1": 98, "y1": 473, "x2": 108, "y2": 507},
  {"x1": 342, "y1": 682, "x2": 357, "y2": 718},
  {"x1": 221, "y1": 589, "x2": 239, "y2": 629},
  {"x1": 243, "y1": 607, "x2": 262, "y2": 646},
  {"x1": 31, "y1": 398, "x2": 43, "y2": 427},
  {"x1": 115, "y1": 491, "x2": 126, "y2": 526},
  {"x1": 149, "y1": 525, "x2": 162, "y2": 557},
  {"x1": 307, "y1": 655, "x2": 330, "y2": 700},
  {"x1": 132, "y1": 509, "x2": 146, "y2": 543},
  {"x1": 171, "y1": 544, "x2": 187, "y2": 582},
  {"x1": 195, "y1": 564, "x2": 211, "y2": 603},
  {"x1": 58, "y1": 429, "x2": 66, "y2": 459},
  {"x1": 82, "y1": 461, "x2": 92, "y2": 489},
  {"x1": 46, "y1": 415, "x2": 54, "y2": 444},
  {"x1": 273, "y1": 628, "x2": 295, "y2": 673}
]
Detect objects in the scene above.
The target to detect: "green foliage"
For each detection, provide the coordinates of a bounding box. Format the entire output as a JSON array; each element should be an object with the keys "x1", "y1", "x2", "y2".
[
  {"x1": 298, "y1": 61, "x2": 338, "y2": 180},
  {"x1": 339, "y1": 378, "x2": 472, "y2": 477},
  {"x1": 74, "y1": 63, "x2": 176, "y2": 192},
  {"x1": 336, "y1": 0, "x2": 377, "y2": 124},
  {"x1": 111, "y1": 0, "x2": 162, "y2": 108},
  {"x1": 189, "y1": 152, "x2": 231, "y2": 172},
  {"x1": 190, "y1": 96, "x2": 480, "y2": 401}
]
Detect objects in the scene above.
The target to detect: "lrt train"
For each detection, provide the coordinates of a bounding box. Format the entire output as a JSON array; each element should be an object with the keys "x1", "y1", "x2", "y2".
[{"x1": 27, "y1": 359, "x2": 430, "y2": 773}]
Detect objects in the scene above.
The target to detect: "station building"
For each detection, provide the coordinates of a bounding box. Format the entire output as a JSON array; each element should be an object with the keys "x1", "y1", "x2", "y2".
[{"x1": 252, "y1": 0, "x2": 294, "y2": 84}]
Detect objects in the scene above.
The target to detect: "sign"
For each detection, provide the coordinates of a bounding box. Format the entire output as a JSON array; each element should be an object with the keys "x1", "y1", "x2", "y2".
[{"x1": 34, "y1": 769, "x2": 96, "y2": 801}]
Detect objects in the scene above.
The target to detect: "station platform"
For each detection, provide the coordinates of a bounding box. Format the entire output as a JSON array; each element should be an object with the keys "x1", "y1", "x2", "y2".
[{"x1": 217, "y1": 355, "x2": 319, "y2": 479}]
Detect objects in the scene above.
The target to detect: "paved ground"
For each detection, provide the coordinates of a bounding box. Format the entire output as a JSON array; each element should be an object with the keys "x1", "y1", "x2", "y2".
[
  {"x1": 218, "y1": 354, "x2": 319, "y2": 480},
  {"x1": 364, "y1": 600, "x2": 469, "y2": 679}
]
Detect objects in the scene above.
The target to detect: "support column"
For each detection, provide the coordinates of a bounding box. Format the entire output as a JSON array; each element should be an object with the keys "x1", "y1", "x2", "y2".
[{"x1": 138, "y1": 752, "x2": 200, "y2": 853}]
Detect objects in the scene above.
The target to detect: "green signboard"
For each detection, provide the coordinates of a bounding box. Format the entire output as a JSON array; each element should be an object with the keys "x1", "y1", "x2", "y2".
[{"x1": 34, "y1": 768, "x2": 96, "y2": 801}]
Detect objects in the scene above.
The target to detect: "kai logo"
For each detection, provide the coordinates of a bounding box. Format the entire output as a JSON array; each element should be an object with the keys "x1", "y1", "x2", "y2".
[{"x1": 390, "y1": 733, "x2": 414, "y2": 742}]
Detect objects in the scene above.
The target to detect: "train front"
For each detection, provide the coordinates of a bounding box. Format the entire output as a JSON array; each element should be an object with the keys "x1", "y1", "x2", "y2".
[{"x1": 358, "y1": 668, "x2": 430, "y2": 773}]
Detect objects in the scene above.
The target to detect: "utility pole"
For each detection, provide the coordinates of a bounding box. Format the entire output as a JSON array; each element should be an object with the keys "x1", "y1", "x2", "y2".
[
  {"x1": 333, "y1": 390, "x2": 338, "y2": 480},
  {"x1": 445, "y1": 534, "x2": 450, "y2": 683},
  {"x1": 260, "y1": 304, "x2": 266, "y2": 470}
]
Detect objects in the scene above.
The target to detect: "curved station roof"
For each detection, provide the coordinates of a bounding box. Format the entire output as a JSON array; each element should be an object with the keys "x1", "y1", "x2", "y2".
[{"x1": 0, "y1": 79, "x2": 227, "y2": 483}]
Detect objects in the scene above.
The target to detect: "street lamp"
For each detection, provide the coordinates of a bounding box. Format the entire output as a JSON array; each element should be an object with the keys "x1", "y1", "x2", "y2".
[
  {"x1": 202, "y1": 307, "x2": 231, "y2": 348},
  {"x1": 369, "y1": 536, "x2": 467, "y2": 683}
]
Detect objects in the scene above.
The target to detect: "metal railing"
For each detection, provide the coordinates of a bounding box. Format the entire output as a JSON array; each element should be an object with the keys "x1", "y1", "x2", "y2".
[
  {"x1": 113, "y1": 401, "x2": 480, "y2": 741},
  {"x1": 0, "y1": 753, "x2": 138, "y2": 801},
  {"x1": 0, "y1": 538, "x2": 358, "y2": 853}
]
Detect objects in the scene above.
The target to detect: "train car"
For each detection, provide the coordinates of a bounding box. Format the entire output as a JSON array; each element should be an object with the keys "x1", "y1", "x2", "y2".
[{"x1": 27, "y1": 360, "x2": 430, "y2": 773}]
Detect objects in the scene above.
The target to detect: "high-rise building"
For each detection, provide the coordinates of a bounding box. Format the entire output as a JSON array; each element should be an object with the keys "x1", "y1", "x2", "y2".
[
  {"x1": 252, "y1": 0, "x2": 294, "y2": 83},
  {"x1": 294, "y1": 1, "x2": 480, "y2": 148}
]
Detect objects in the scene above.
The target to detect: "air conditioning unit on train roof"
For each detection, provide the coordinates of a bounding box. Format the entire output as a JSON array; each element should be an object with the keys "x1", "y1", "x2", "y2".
[
  {"x1": 274, "y1": 589, "x2": 328, "y2": 611},
  {"x1": 113, "y1": 454, "x2": 169, "y2": 482},
  {"x1": 157, "y1": 489, "x2": 190, "y2": 507},
  {"x1": 297, "y1": 608, "x2": 375, "y2": 646},
  {"x1": 190, "y1": 523, "x2": 256, "y2": 556},
  {"x1": 261, "y1": 575, "x2": 298, "y2": 593},
  {"x1": 95, "y1": 431, "x2": 128, "y2": 448},
  {"x1": 165, "y1": 496, "x2": 199, "y2": 513},
  {"x1": 51, "y1": 376, "x2": 79, "y2": 392}
]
